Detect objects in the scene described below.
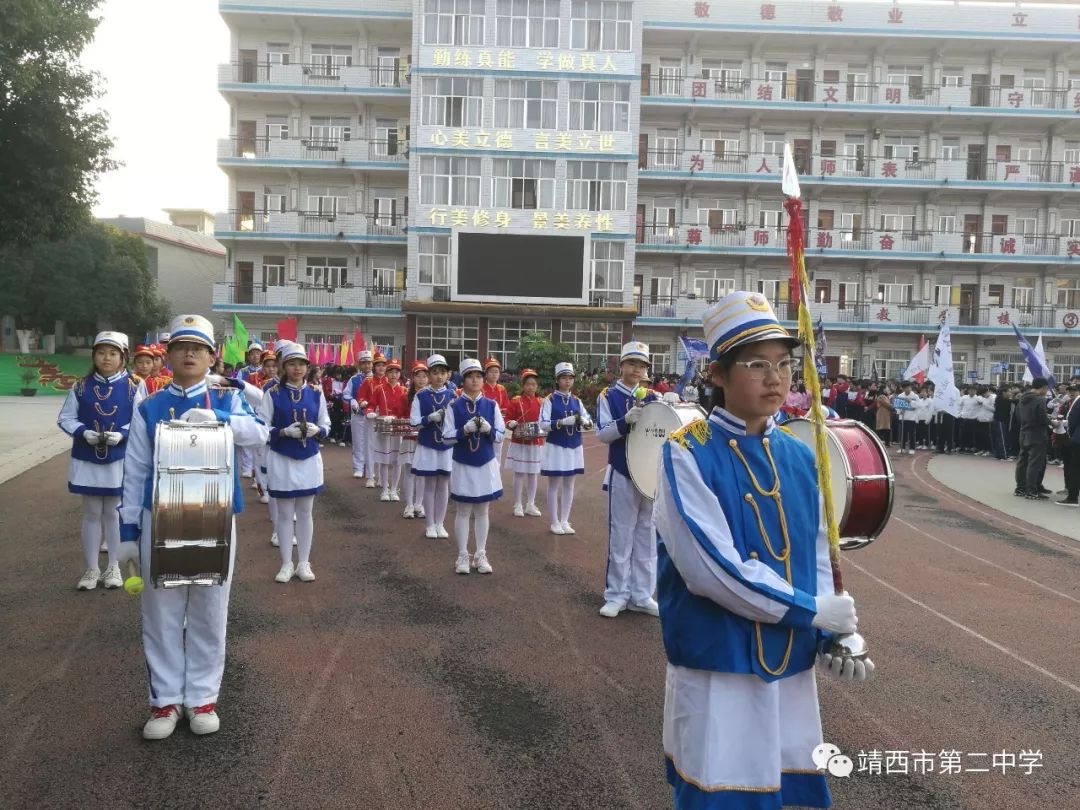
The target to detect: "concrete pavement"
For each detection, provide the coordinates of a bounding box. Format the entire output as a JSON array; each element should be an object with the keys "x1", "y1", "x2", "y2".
[{"x1": 0, "y1": 396, "x2": 70, "y2": 486}]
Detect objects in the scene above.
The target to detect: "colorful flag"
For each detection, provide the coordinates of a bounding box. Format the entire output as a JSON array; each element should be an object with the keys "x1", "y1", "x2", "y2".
[
  {"x1": 222, "y1": 335, "x2": 243, "y2": 366},
  {"x1": 276, "y1": 318, "x2": 298, "y2": 342},
  {"x1": 352, "y1": 328, "x2": 366, "y2": 357},
  {"x1": 903, "y1": 335, "x2": 930, "y2": 384},
  {"x1": 929, "y1": 321, "x2": 960, "y2": 417},
  {"x1": 233, "y1": 315, "x2": 249, "y2": 350},
  {"x1": 813, "y1": 316, "x2": 827, "y2": 374},
  {"x1": 1013, "y1": 325, "x2": 1056, "y2": 388}
]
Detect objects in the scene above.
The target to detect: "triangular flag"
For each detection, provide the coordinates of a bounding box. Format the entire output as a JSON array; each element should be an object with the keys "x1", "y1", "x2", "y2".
[
  {"x1": 903, "y1": 335, "x2": 930, "y2": 385},
  {"x1": 352, "y1": 328, "x2": 366, "y2": 356},
  {"x1": 233, "y1": 315, "x2": 249, "y2": 351}
]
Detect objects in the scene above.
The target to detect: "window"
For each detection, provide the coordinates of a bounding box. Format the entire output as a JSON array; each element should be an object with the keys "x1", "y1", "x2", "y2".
[
  {"x1": 933, "y1": 284, "x2": 952, "y2": 305},
  {"x1": 1061, "y1": 218, "x2": 1080, "y2": 237},
  {"x1": 263, "y1": 190, "x2": 286, "y2": 213},
  {"x1": 570, "y1": 0, "x2": 632, "y2": 51},
  {"x1": 418, "y1": 235, "x2": 450, "y2": 288},
  {"x1": 876, "y1": 349, "x2": 915, "y2": 381},
  {"x1": 1057, "y1": 279, "x2": 1080, "y2": 309},
  {"x1": 843, "y1": 135, "x2": 866, "y2": 173},
  {"x1": 494, "y1": 79, "x2": 558, "y2": 129},
  {"x1": 305, "y1": 256, "x2": 348, "y2": 288},
  {"x1": 488, "y1": 319, "x2": 553, "y2": 368},
  {"x1": 374, "y1": 119, "x2": 406, "y2": 157},
  {"x1": 815, "y1": 279, "x2": 831, "y2": 303},
  {"x1": 566, "y1": 161, "x2": 627, "y2": 211},
  {"x1": 591, "y1": 241, "x2": 625, "y2": 295},
  {"x1": 697, "y1": 207, "x2": 739, "y2": 232},
  {"x1": 878, "y1": 207, "x2": 916, "y2": 233},
  {"x1": 693, "y1": 271, "x2": 734, "y2": 301},
  {"x1": 262, "y1": 255, "x2": 286, "y2": 287},
  {"x1": 877, "y1": 283, "x2": 912, "y2": 304},
  {"x1": 1013, "y1": 279, "x2": 1035, "y2": 310},
  {"x1": 942, "y1": 67, "x2": 964, "y2": 87},
  {"x1": 759, "y1": 209, "x2": 782, "y2": 231},
  {"x1": 370, "y1": 265, "x2": 398, "y2": 293},
  {"x1": 420, "y1": 77, "x2": 484, "y2": 127},
  {"x1": 1018, "y1": 140, "x2": 1042, "y2": 163},
  {"x1": 375, "y1": 47, "x2": 403, "y2": 87},
  {"x1": 701, "y1": 59, "x2": 743, "y2": 92},
  {"x1": 1051, "y1": 355, "x2": 1080, "y2": 384},
  {"x1": 649, "y1": 344, "x2": 673, "y2": 375},
  {"x1": 990, "y1": 352, "x2": 1026, "y2": 383},
  {"x1": 496, "y1": 0, "x2": 559, "y2": 48},
  {"x1": 423, "y1": 0, "x2": 485, "y2": 46},
  {"x1": 419, "y1": 156, "x2": 482, "y2": 206},
  {"x1": 1023, "y1": 71, "x2": 1046, "y2": 106},
  {"x1": 653, "y1": 129, "x2": 680, "y2": 169},
  {"x1": 569, "y1": 81, "x2": 631, "y2": 131},
  {"x1": 941, "y1": 137, "x2": 961, "y2": 161},
  {"x1": 883, "y1": 135, "x2": 920, "y2": 162},
  {"x1": 492, "y1": 158, "x2": 555, "y2": 209},
  {"x1": 757, "y1": 279, "x2": 786, "y2": 306},
  {"x1": 700, "y1": 130, "x2": 741, "y2": 160},
  {"x1": 561, "y1": 320, "x2": 623, "y2": 369},
  {"x1": 658, "y1": 59, "x2": 683, "y2": 97},
  {"x1": 886, "y1": 64, "x2": 925, "y2": 97},
  {"x1": 309, "y1": 45, "x2": 351, "y2": 77},
  {"x1": 372, "y1": 197, "x2": 398, "y2": 226},
  {"x1": 265, "y1": 115, "x2": 289, "y2": 141},
  {"x1": 308, "y1": 116, "x2": 350, "y2": 147},
  {"x1": 306, "y1": 187, "x2": 348, "y2": 216},
  {"x1": 266, "y1": 43, "x2": 291, "y2": 65},
  {"x1": 415, "y1": 315, "x2": 479, "y2": 362}
]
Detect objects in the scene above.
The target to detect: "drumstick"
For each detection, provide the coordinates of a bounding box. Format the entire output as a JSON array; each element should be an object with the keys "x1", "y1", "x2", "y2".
[{"x1": 122, "y1": 559, "x2": 144, "y2": 595}]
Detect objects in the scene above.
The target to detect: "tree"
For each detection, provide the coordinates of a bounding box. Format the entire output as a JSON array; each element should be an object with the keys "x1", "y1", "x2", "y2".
[
  {"x1": 0, "y1": 0, "x2": 116, "y2": 247},
  {"x1": 512, "y1": 331, "x2": 575, "y2": 391}
]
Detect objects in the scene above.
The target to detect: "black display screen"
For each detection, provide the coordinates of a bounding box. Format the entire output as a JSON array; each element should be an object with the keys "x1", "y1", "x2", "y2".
[{"x1": 456, "y1": 233, "x2": 585, "y2": 299}]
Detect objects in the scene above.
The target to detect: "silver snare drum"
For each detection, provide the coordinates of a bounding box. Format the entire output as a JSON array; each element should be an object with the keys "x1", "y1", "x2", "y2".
[
  {"x1": 151, "y1": 420, "x2": 235, "y2": 588},
  {"x1": 626, "y1": 401, "x2": 707, "y2": 499},
  {"x1": 513, "y1": 421, "x2": 542, "y2": 440}
]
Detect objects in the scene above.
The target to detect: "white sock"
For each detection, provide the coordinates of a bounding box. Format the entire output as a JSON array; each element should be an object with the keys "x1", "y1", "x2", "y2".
[
  {"x1": 390, "y1": 462, "x2": 402, "y2": 492},
  {"x1": 559, "y1": 478, "x2": 575, "y2": 525},
  {"x1": 546, "y1": 479, "x2": 560, "y2": 521},
  {"x1": 526, "y1": 473, "x2": 538, "y2": 507},
  {"x1": 268, "y1": 496, "x2": 278, "y2": 527},
  {"x1": 423, "y1": 476, "x2": 436, "y2": 529},
  {"x1": 402, "y1": 465, "x2": 415, "y2": 506},
  {"x1": 455, "y1": 502, "x2": 472, "y2": 556},
  {"x1": 81, "y1": 496, "x2": 104, "y2": 569},
  {"x1": 435, "y1": 478, "x2": 450, "y2": 525},
  {"x1": 275, "y1": 498, "x2": 297, "y2": 567},
  {"x1": 513, "y1": 473, "x2": 525, "y2": 506},
  {"x1": 294, "y1": 495, "x2": 315, "y2": 565},
  {"x1": 474, "y1": 503, "x2": 490, "y2": 555},
  {"x1": 102, "y1": 495, "x2": 121, "y2": 567}
]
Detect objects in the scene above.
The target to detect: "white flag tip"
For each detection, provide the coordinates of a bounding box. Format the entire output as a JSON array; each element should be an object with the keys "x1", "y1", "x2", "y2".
[{"x1": 781, "y1": 143, "x2": 801, "y2": 198}]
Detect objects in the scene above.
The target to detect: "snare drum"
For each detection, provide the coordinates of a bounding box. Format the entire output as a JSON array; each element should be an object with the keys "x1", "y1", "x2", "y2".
[
  {"x1": 627, "y1": 401, "x2": 707, "y2": 499},
  {"x1": 513, "y1": 421, "x2": 542, "y2": 440},
  {"x1": 782, "y1": 418, "x2": 894, "y2": 551},
  {"x1": 375, "y1": 418, "x2": 414, "y2": 435},
  {"x1": 150, "y1": 420, "x2": 234, "y2": 587}
]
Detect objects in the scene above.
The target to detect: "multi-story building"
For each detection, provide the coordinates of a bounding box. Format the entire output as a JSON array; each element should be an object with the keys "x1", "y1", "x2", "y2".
[{"x1": 213, "y1": 0, "x2": 1080, "y2": 382}]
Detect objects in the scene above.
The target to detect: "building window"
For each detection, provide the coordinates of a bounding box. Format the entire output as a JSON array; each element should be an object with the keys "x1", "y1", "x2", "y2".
[
  {"x1": 875, "y1": 349, "x2": 915, "y2": 381},
  {"x1": 423, "y1": 0, "x2": 485, "y2": 46},
  {"x1": 308, "y1": 116, "x2": 351, "y2": 147},
  {"x1": 942, "y1": 67, "x2": 964, "y2": 87},
  {"x1": 590, "y1": 241, "x2": 624, "y2": 297},
  {"x1": 877, "y1": 283, "x2": 913, "y2": 304},
  {"x1": 882, "y1": 134, "x2": 920, "y2": 162},
  {"x1": 492, "y1": 158, "x2": 556, "y2": 209},
  {"x1": 418, "y1": 235, "x2": 450, "y2": 290},
  {"x1": 266, "y1": 43, "x2": 291, "y2": 65},
  {"x1": 1052, "y1": 355, "x2": 1080, "y2": 383},
  {"x1": 1057, "y1": 279, "x2": 1080, "y2": 309},
  {"x1": 415, "y1": 315, "x2": 479, "y2": 364},
  {"x1": 494, "y1": 78, "x2": 558, "y2": 129},
  {"x1": 941, "y1": 137, "x2": 961, "y2": 161},
  {"x1": 1064, "y1": 142, "x2": 1080, "y2": 164},
  {"x1": 938, "y1": 215, "x2": 956, "y2": 234},
  {"x1": 570, "y1": 0, "x2": 632, "y2": 51},
  {"x1": 305, "y1": 256, "x2": 348, "y2": 288},
  {"x1": 566, "y1": 161, "x2": 627, "y2": 211},
  {"x1": 420, "y1": 77, "x2": 484, "y2": 127},
  {"x1": 305, "y1": 187, "x2": 349, "y2": 216},
  {"x1": 649, "y1": 344, "x2": 673, "y2": 375},
  {"x1": 265, "y1": 115, "x2": 289, "y2": 141},
  {"x1": 989, "y1": 353, "x2": 1026, "y2": 383},
  {"x1": 420, "y1": 156, "x2": 482, "y2": 206},
  {"x1": 496, "y1": 0, "x2": 559, "y2": 48},
  {"x1": 568, "y1": 81, "x2": 631, "y2": 131},
  {"x1": 309, "y1": 45, "x2": 352, "y2": 77},
  {"x1": 693, "y1": 271, "x2": 734, "y2": 301},
  {"x1": 488, "y1": 319, "x2": 553, "y2": 369},
  {"x1": 561, "y1": 320, "x2": 623, "y2": 371},
  {"x1": 262, "y1": 256, "x2": 286, "y2": 287}
]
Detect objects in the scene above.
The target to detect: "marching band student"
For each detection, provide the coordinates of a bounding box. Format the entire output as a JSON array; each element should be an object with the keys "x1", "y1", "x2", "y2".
[
  {"x1": 133, "y1": 344, "x2": 173, "y2": 405},
  {"x1": 411, "y1": 354, "x2": 454, "y2": 539},
  {"x1": 117, "y1": 315, "x2": 268, "y2": 740},
  {"x1": 131, "y1": 344, "x2": 156, "y2": 387},
  {"x1": 233, "y1": 342, "x2": 266, "y2": 480},
  {"x1": 234, "y1": 341, "x2": 263, "y2": 381},
  {"x1": 654, "y1": 292, "x2": 872, "y2": 808},
  {"x1": 443, "y1": 359, "x2": 505, "y2": 574},
  {"x1": 540, "y1": 362, "x2": 591, "y2": 535},
  {"x1": 258, "y1": 343, "x2": 330, "y2": 583},
  {"x1": 505, "y1": 369, "x2": 545, "y2": 517},
  {"x1": 57, "y1": 331, "x2": 137, "y2": 591},
  {"x1": 596, "y1": 341, "x2": 660, "y2": 618},
  {"x1": 342, "y1": 350, "x2": 374, "y2": 479},
  {"x1": 482, "y1": 357, "x2": 512, "y2": 465},
  {"x1": 374, "y1": 359, "x2": 409, "y2": 502},
  {"x1": 400, "y1": 362, "x2": 428, "y2": 519},
  {"x1": 245, "y1": 350, "x2": 277, "y2": 389},
  {"x1": 358, "y1": 352, "x2": 390, "y2": 489},
  {"x1": 151, "y1": 344, "x2": 172, "y2": 385}
]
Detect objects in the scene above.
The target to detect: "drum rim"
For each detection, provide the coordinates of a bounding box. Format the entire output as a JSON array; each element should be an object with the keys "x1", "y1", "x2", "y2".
[{"x1": 627, "y1": 401, "x2": 708, "y2": 499}]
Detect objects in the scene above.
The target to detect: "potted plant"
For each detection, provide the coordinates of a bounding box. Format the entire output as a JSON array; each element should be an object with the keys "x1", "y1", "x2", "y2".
[{"x1": 19, "y1": 367, "x2": 38, "y2": 397}]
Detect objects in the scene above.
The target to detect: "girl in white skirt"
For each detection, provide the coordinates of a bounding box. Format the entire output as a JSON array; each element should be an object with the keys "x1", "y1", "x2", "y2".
[
  {"x1": 505, "y1": 369, "x2": 545, "y2": 517},
  {"x1": 411, "y1": 354, "x2": 454, "y2": 539},
  {"x1": 540, "y1": 362, "x2": 592, "y2": 535},
  {"x1": 57, "y1": 331, "x2": 137, "y2": 591},
  {"x1": 400, "y1": 362, "x2": 428, "y2": 519},
  {"x1": 257, "y1": 343, "x2": 331, "y2": 583},
  {"x1": 443, "y1": 359, "x2": 505, "y2": 574},
  {"x1": 373, "y1": 359, "x2": 408, "y2": 502}
]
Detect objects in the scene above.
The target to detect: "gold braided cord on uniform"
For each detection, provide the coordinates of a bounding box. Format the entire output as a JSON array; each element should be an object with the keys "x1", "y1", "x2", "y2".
[
  {"x1": 670, "y1": 418, "x2": 712, "y2": 451},
  {"x1": 728, "y1": 437, "x2": 795, "y2": 677}
]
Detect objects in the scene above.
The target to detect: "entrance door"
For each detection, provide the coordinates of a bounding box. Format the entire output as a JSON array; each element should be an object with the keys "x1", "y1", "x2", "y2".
[
  {"x1": 640, "y1": 63, "x2": 651, "y2": 95},
  {"x1": 967, "y1": 144, "x2": 986, "y2": 180},
  {"x1": 793, "y1": 139, "x2": 812, "y2": 174},
  {"x1": 970, "y1": 73, "x2": 990, "y2": 107},
  {"x1": 795, "y1": 69, "x2": 814, "y2": 101},
  {"x1": 636, "y1": 203, "x2": 646, "y2": 242},
  {"x1": 963, "y1": 214, "x2": 982, "y2": 253},
  {"x1": 237, "y1": 120, "x2": 257, "y2": 157},
  {"x1": 239, "y1": 49, "x2": 259, "y2": 83},
  {"x1": 638, "y1": 134, "x2": 649, "y2": 169},
  {"x1": 236, "y1": 191, "x2": 256, "y2": 231},
  {"x1": 958, "y1": 283, "x2": 977, "y2": 325},
  {"x1": 236, "y1": 261, "x2": 254, "y2": 304}
]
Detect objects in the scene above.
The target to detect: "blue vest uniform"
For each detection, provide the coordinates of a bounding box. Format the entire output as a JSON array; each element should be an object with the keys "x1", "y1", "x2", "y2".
[
  {"x1": 266, "y1": 383, "x2": 324, "y2": 461},
  {"x1": 69, "y1": 372, "x2": 138, "y2": 465},
  {"x1": 416, "y1": 387, "x2": 454, "y2": 451},
  {"x1": 447, "y1": 396, "x2": 498, "y2": 466},
  {"x1": 544, "y1": 392, "x2": 586, "y2": 449},
  {"x1": 597, "y1": 383, "x2": 658, "y2": 478}
]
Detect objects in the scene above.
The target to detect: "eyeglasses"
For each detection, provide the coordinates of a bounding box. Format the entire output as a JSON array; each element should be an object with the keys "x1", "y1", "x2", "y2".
[{"x1": 733, "y1": 358, "x2": 795, "y2": 379}]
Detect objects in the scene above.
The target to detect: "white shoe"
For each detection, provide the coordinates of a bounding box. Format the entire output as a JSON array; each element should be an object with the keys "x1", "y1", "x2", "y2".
[
  {"x1": 524, "y1": 503, "x2": 541, "y2": 516},
  {"x1": 908, "y1": 449, "x2": 915, "y2": 456},
  {"x1": 414, "y1": 505, "x2": 426, "y2": 519},
  {"x1": 403, "y1": 505, "x2": 416, "y2": 519},
  {"x1": 380, "y1": 488, "x2": 391, "y2": 502},
  {"x1": 142, "y1": 705, "x2": 182, "y2": 740},
  {"x1": 99, "y1": 540, "x2": 107, "y2": 552},
  {"x1": 295, "y1": 562, "x2": 315, "y2": 582},
  {"x1": 561, "y1": 522, "x2": 575, "y2": 535},
  {"x1": 425, "y1": 526, "x2": 439, "y2": 539},
  {"x1": 599, "y1": 600, "x2": 625, "y2": 618},
  {"x1": 627, "y1": 598, "x2": 660, "y2": 617},
  {"x1": 270, "y1": 532, "x2": 279, "y2": 546},
  {"x1": 259, "y1": 492, "x2": 270, "y2": 504},
  {"x1": 102, "y1": 564, "x2": 123, "y2": 589},
  {"x1": 353, "y1": 471, "x2": 364, "y2": 479},
  {"x1": 242, "y1": 471, "x2": 253, "y2": 479},
  {"x1": 455, "y1": 553, "x2": 471, "y2": 574},
  {"x1": 185, "y1": 704, "x2": 220, "y2": 735},
  {"x1": 550, "y1": 523, "x2": 565, "y2": 535},
  {"x1": 365, "y1": 478, "x2": 377, "y2": 488},
  {"x1": 250, "y1": 479, "x2": 258, "y2": 489},
  {"x1": 474, "y1": 552, "x2": 493, "y2": 574},
  {"x1": 436, "y1": 525, "x2": 449, "y2": 539},
  {"x1": 275, "y1": 563, "x2": 294, "y2": 583},
  {"x1": 513, "y1": 504, "x2": 524, "y2": 517},
  {"x1": 77, "y1": 567, "x2": 100, "y2": 591},
  {"x1": 389, "y1": 490, "x2": 401, "y2": 502},
  {"x1": 339, "y1": 441, "x2": 347, "y2": 447}
]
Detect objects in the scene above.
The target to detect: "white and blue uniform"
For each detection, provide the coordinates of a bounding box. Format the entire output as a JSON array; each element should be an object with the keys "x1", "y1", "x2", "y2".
[
  {"x1": 540, "y1": 391, "x2": 589, "y2": 477},
  {"x1": 655, "y1": 408, "x2": 832, "y2": 810},
  {"x1": 597, "y1": 381, "x2": 660, "y2": 608},
  {"x1": 443, "y1": 394, "x2": 505, "y2": 502},
  {"x1": 257, "y1": 382, "x2": 331, "y2": 498},
  {"x1": 342, "y1": 371, "x2": 370, "y2": 475},
  {"x1": 411, "y1": 386, "x2": 454, "y2": 477},
  {"x1": 120, "y1": 379, "x2": 268, "y2": 708},
  {"x1": 58, "y1": 371, "x2": 138, "y2": 496}
]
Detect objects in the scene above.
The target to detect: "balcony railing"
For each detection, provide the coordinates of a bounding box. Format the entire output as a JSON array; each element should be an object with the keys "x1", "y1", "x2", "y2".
[
  {"x1": 214, "y1": 283, "x2": 404, "y2": 311},
  {"x1": 219, "y1": 60, "x2": 410, "y2": 90},
  {"x1": 641, "y1": 73, "x2": 1076, "y2": 113},
  {"x1": 219, "y1": 136, "x2": 408, "y2": 164},
  {"x1": 215, "y1": 210, "x2": 406, "y2": 239}
]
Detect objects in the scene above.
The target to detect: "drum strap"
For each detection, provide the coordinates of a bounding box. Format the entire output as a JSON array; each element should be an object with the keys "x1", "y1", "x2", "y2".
[{"x1": 728, "y1": 437, "x2": 795, "y2": 678}]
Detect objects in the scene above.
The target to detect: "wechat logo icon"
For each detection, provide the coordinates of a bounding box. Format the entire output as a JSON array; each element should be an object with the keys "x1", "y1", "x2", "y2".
[{"x1": 812, "y1": 743, "x2": 854, "y2": 778}]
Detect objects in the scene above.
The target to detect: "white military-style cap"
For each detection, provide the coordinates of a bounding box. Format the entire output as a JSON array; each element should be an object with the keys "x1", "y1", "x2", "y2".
[
  {"x1": 702, "y1": 291, "x2": 799, "y2": 361},
  {"x1": 167, "y1": 315, "x2": 215, "y2": 350},
  {"x1": 92, "y1": 331, "x2": 129, "y2": 353}
]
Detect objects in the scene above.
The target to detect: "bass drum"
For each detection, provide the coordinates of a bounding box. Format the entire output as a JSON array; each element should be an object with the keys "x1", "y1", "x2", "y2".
[
  {"x1": 627, "y1": 401, "x2": 708, "y2": 499},
  {"x1": 782, "y1": 417, "x2": 894, "y2": 551}
]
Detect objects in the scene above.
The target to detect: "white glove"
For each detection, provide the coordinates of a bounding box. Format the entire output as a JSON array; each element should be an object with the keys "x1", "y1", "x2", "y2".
[
  {"x1": 206, "y1": 374, "x2": 229, "y2": 388},
  {"x1": 382, "y1": 415, "x2": 394, "y2": 423},
  {"x1": 478, "y1": 418, "x2": 492, "y2": 435},
  {"x1": 507, "y1": 420, "x2": 518, "y2": 429},
  {"x1": 282, "y1": 424, "x2": 303, "y2": 439},
  {"x1": 359, "y1": 400, "x2": 369, "y2": 409},
  {"x1": 117, "y1": 541, "x2": 140, "y2": 568},
  {"x1": 463, "y1": 418, "x2": 479, "y2": 434},
  {"x1": 104, "y1": 431, "x2": 123, "y2": 447},
  {"x1": 811, "y1": 592, "x2": 858, "y2": 635},
  {"x1": 558, "y1": 416, "x2": 577, "y2": 427},
  {"x1": 182, "y1": 408, "x2": 218, "y2": 424},
  {"x1": 304, "y1": 423, "x2": 321, "y2": 437},
  {"x1": 366, "y1": 411, "x2": 377, "y2": 420},
  {"x1": 817, "y1": 651, "x2": 875, "y2": 682},
  {"x1": 428, "y1": 409, "x2": 444, "y2": 424},
  {"x1": 350, "y1": 400, "x2": 361, "y2": 414},
  {"x1": 83, "y1": 430, "x2": 101, "y2": 446},
  {"x1": 624, "y1": 408, "x2": 642, "y2": 425}
]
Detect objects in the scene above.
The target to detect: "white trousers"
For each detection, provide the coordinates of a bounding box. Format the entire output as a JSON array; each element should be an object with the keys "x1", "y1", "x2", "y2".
[
  {"x1": 139, "y1": 511, "x2": 235, "y2": 708},
  {"x1": 604, "y1": 469, "x2": 656, "y2": 606},
  {"x1": 350, "y1": 412, "x2": 369, "y2": 475},
  {"x1": 238, "y1": 445, "x2": 254, "y2": 475}
]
